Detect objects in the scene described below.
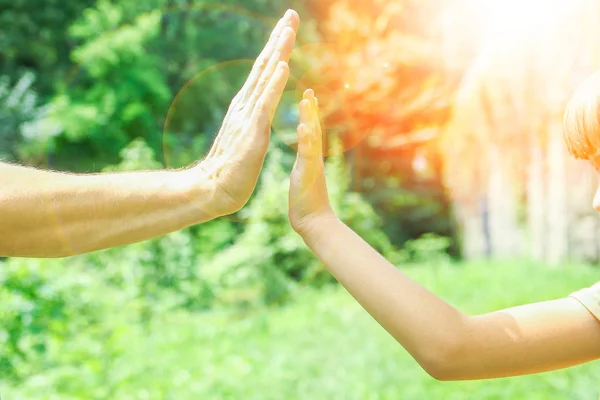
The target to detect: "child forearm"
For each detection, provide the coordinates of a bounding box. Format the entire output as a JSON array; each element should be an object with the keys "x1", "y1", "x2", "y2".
[
  {"x1": 298, "y1": 216, "x2": 468, "y2": 378},
  {"x1": 299, "y1": 217, "x2": 600, "y2": 380}
]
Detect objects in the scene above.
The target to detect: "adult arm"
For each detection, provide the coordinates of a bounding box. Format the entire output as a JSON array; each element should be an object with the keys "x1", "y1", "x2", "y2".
[{"x1": 0, "y1": 10, "x2": 300, "y2": 258}]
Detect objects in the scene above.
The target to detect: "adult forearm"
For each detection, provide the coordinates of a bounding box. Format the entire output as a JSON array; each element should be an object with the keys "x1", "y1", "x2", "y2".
[
  {"x1": 0, "y1": 163, "x2": 215, "y2": 257},
  {"x1": 299, "y1": 217, "x2": 467, "y2": 376}
]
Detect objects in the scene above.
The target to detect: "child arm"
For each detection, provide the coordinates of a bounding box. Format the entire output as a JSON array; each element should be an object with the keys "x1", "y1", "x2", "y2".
[{"x1": 289, "y1": 89, "x2": 600, "y2": 381}]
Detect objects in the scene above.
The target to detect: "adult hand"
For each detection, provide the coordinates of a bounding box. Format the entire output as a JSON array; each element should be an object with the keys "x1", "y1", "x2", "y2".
[{"x1": 191, "y1": 9, "x2": 299, "y2": 217}]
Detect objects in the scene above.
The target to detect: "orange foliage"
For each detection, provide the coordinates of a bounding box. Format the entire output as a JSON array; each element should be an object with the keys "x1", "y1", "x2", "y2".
[{"x1": 293, "y1": 0, "x2": 458, "y2": 158}]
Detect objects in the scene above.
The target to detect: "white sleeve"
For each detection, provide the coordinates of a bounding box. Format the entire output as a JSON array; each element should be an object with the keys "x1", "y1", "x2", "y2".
[{"x1": 570, "y1": 282, "x2": 600, "y2": 322}]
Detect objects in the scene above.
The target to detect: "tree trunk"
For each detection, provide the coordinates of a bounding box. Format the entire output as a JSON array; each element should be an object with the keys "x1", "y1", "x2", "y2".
[
  {"x1": 487, "y1": 140, "x2": 522, "y2": 258},
  {"x1": 456, "y1": 201, "x2": 488, "y2": 260},
  {"x1": 527, "y1": 143, "x2": 546, "y2": 261},
  {"x1": 545, "y1": 121, "x2": 569, "y2": 264}
]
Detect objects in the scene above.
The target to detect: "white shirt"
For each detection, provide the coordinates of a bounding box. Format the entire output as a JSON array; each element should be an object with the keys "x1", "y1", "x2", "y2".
[{"x1": 570, "y1": 282, "x2": 600, "y2": 321}]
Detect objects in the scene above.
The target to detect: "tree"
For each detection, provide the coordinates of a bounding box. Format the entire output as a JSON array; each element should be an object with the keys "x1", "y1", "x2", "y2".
[
  {"x1": 440, "y1": 0, "x2": 600, "y2": 262},
  {"x1": 295, "y1": 0, "x2": 461, "y2": 253}
]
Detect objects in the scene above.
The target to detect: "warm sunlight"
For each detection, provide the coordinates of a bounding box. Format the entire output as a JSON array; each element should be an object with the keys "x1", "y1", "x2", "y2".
[
  {"x1": 5, "y1": 1, "x2": 600, "y2": 398},
  {"x1": 477, "y1": 0, "x2": 571, "y2": 44}
]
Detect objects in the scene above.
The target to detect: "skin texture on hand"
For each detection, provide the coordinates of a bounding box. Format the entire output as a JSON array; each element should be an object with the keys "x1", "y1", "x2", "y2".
[
  {"x1": 290, "y1": 89, "x2": 600, "y2": 381},
  {"x1": 289, "y1": 89, "x2": 336, "y2": 235},
  {"x1": 193, "y1": 10, "x2": 299, "y2": 218}
]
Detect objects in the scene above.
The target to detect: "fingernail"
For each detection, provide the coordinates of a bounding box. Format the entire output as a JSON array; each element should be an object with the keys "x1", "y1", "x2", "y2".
[{"x1": 285, "y1": 9, "x2": 292, "y2": 20}]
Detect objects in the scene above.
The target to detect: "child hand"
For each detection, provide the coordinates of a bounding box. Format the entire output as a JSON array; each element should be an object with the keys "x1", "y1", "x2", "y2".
[{"x1": 289, "y1": 89, "x2": 336, "y2": 235}]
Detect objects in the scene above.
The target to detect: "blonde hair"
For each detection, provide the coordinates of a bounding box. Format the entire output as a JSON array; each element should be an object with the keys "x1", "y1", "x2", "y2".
[{"x1": 563, "y1": 70, "x2": 600, "y2": 160}]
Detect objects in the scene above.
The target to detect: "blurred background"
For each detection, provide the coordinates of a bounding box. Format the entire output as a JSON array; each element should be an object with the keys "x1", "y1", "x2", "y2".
[{"x1": 1, "y1": 0, "x2": 599, "y2": 398}]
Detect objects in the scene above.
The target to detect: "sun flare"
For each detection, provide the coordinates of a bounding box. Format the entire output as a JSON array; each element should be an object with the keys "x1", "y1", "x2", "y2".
[{"x1": 476, "y1": 0, "x2": 572, "y2": 44}]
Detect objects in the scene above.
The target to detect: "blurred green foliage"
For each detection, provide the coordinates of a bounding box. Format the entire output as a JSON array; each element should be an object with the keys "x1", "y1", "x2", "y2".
[
  {"x1": 0, "y1": 132, "x2": 396, "y2": 380},
  {"x1": 1, "y1": 0, "x2": 457, "y2": 253},
  {"x1": 0, "y1": 73, "x2": 35, "y2": 161},
  {"x1": 2, "y1": 260, "x2": 598, "y2": 398},
  {"x1": 0, "y1": 0, "x2": 469, "y2": 394},
  {"x1": 3, "y1": 0, "x2": 296, "y2": 171}
]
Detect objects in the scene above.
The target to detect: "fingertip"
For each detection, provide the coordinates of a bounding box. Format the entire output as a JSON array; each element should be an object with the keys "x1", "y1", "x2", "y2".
[
  {"x1": 277, "y1": 60, "x2": 289, "y2": 74},
  {"x1": 271, "y1": 16, "x2": 285, "y2": 37},
  {"x1": 303, "y1": 89, "x2": 314, "y2": 100},
  {"x1": 309, "y1": 93, "x2": 317, "y2": 110},
  {"x1": 286, "y1": 9, "x2": 300, "y2": 30},
  {"x1": 281, "y1": 26, "x2": 295, "y2": 41}
]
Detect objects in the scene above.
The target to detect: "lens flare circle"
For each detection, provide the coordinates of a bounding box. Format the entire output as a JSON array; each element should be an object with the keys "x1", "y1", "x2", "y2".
[
  {"x1": 289, "y1": 42, "x2": 374, "y2": 156},
  {"x1": 50, "y1": 3, "x2": 347, "y2": 311}
]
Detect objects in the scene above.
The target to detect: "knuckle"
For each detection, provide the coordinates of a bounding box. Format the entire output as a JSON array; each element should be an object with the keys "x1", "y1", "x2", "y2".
[
  {"x1": 255, "y1": 99, "x2": 267, "y2": 112},
  {"x1": 258, "y1": 76, "x2": 269, "y2": 88},
  {"x1": 257, "y1": 57, "x2": 268, "y2": 71},
  {"x1": 228, "y1": 98, "x2": 245, "y2": 114}
]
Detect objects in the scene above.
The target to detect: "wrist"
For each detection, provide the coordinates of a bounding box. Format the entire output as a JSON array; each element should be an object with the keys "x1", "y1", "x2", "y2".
[
  {"x1": 294, "y1": 211, "x2": 340, "y2": 239},
  {"x1": 178, "y1": 166, "x2": 220, "y2": 224}
]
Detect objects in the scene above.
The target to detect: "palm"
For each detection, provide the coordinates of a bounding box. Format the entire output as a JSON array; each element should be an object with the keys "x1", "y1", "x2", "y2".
[
  {"x1": 194, "y1": 11, "x2": 298, "y2": 217},
  {"x1": 289, "y1": 155, "x2": 329, "y2": 227}
]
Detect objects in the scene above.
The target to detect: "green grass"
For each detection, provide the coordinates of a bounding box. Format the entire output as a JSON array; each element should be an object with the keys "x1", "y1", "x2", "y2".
[{"x1": 5, "y1": 260, "x2": 600, "y2": 399}]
